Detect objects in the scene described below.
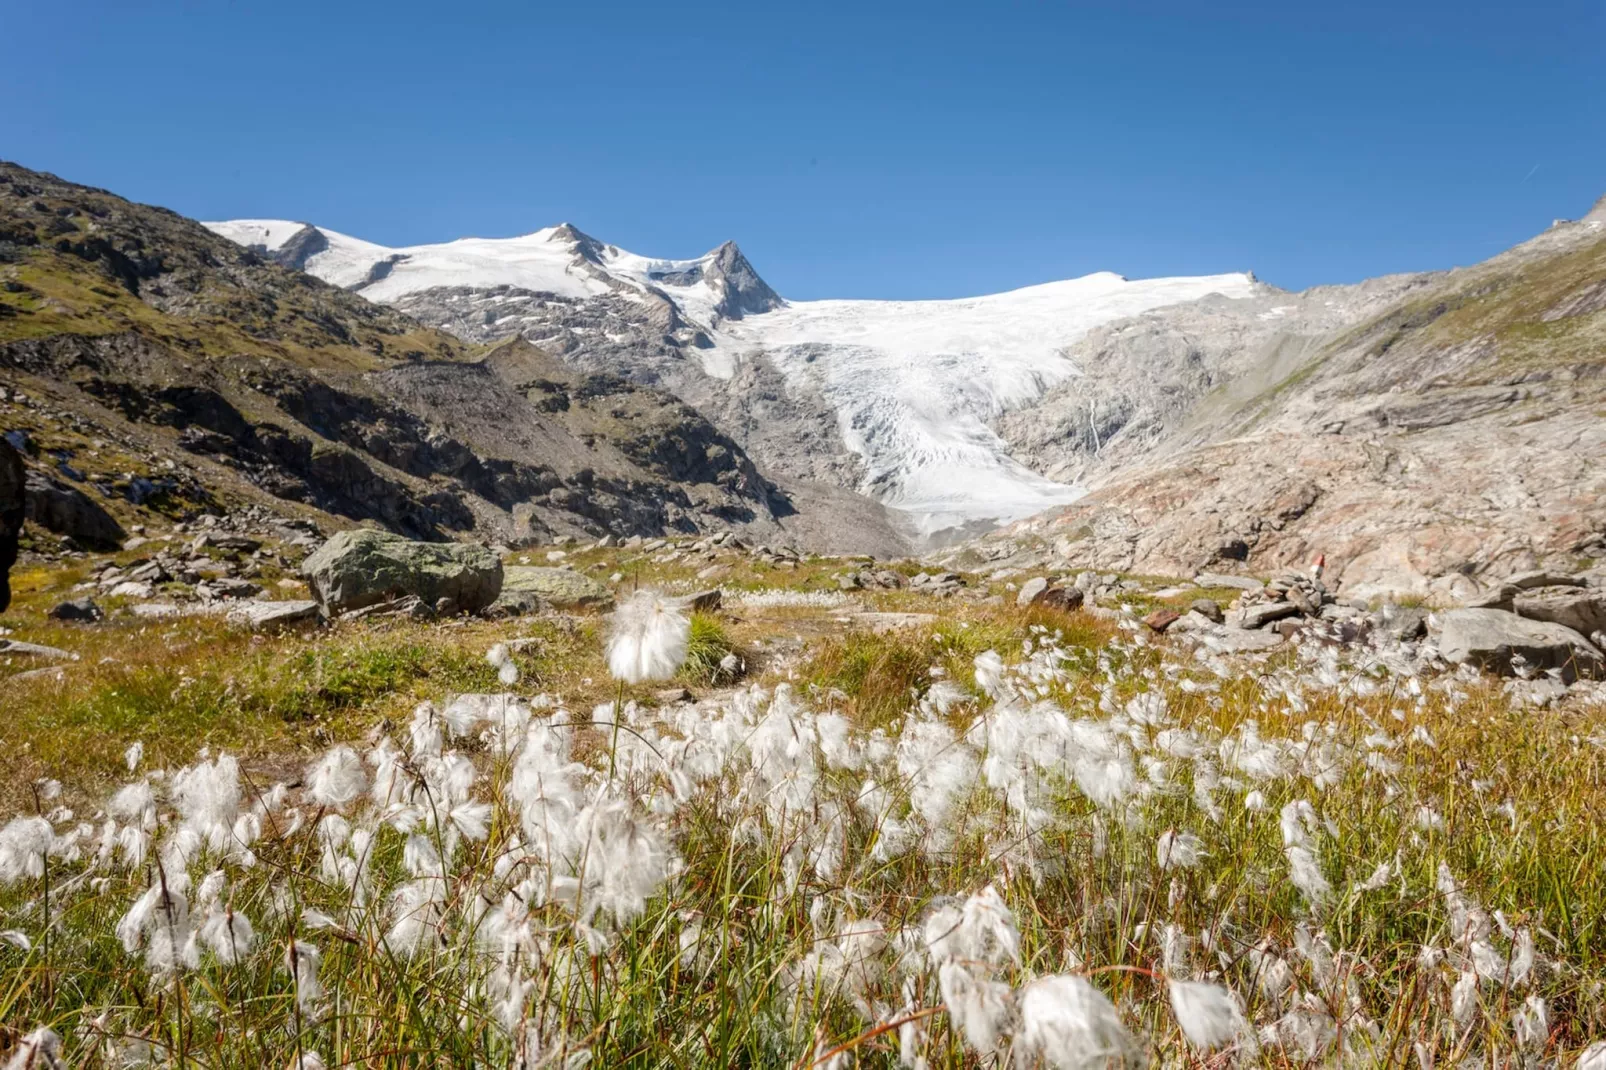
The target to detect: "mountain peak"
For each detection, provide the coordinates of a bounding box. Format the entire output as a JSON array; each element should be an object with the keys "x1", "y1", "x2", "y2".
[{"x1": 703, "y1": 240, "x2": 783, "y2": 320}]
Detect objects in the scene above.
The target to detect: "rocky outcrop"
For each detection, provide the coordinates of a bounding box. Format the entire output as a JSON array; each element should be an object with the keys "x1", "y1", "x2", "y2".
[
  {"x1": 301, "y1": 530, "x2": 503, "y2": 616},
  {"x1": 1434, "y1": 607, "x2": 1604, "y2": 682},
  {"x1": 23, "y1": 468, "x2": 125, "y2": 549},
  {"x1": 0, "y1": 438, "x2": 22, "y2": 611}
]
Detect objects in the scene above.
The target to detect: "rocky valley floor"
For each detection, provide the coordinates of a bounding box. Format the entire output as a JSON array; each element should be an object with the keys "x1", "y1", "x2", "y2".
[{"x1": 3, "y1": 514, "x2": 1606, "y2": 1066}]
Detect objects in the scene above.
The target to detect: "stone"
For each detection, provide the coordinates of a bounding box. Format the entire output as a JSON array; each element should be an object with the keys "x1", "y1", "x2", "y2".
[
  {"x1": 0, "y1": 638, "x2": 75, "y2": 660},
  {"x1": 1194, "y1": 572, "x2": 1265, "y2": 592},
  {"x1": 1031, "y1": 586, "x2": 1085, "y2": 613},
  {"x1": 47, "y1": 597, "x2": 102, "y2": 622},
  {"x1": 22, "y1": 469, "x2": 125, "y2": 550},
  {"x1": 1512, "y1": 588, "x2": 1606, "y2": 639},
  {"x1": 838, "y1": 573, "x2": 861, "y2": 590},
  {"x1": 1372, "y1": 602, "x2": 1427, "y2": 641},
  {"x1": 1189, "y1": 598, "x2": 1224, "y2": 623},
  {"x1": 108, "y1": 581, "x2": 155, "y2": 599},
  {"x1": 1227, "y1": 600, "x2": 1300, "y2": 630},
  {"x1": 655, "y1": 687, "x2": 693, "y2": 704},
  {"x1": 488, "y1": 588, "x2": 547, "y2": 617},
  {"x1": 686, "y1": 588, "x2": 723, "y2": 613},
  {"x1": 499, "y1": 565, "x2": 613, "y2": 610},
  {"x1": 227, "y1": 599, "x2": 320, "y2": 631},
  {"x1": 302, "y1": 530, "x2": 503, "y2": 616},
  {"x1": 1435, "y1": 608, "x2": 1604, "y2": 682},
  {"x1": 1017, "y1": 576, "x2": 1050, "y2": 606},
  {"x1": 0, "y1": 438, "x2": 21, "y2": 613},
  {"x1": 1142, "y1": 609, "x2": 1181, "y2": 633},
  {"x1": 1508, "y1": 570, "x2": 1585, "y2": 591},
  {"x1": 1464, "y1": 583, "x2": 1518, "y2": 612}
]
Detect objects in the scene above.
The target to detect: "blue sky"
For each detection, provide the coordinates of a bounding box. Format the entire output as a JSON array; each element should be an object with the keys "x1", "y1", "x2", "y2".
[{"x1": 3, "y1": 1, "x2": 1602, "y2": 299}]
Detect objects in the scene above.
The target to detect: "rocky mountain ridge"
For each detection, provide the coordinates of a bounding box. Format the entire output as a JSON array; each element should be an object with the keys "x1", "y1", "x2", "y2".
[{"x1": 0, "y1": 161, "x2": 906, "y2": 559}]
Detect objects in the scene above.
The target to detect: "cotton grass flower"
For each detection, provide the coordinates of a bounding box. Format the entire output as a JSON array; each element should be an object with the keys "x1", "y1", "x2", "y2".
[
  {"x1": 1015, "y1": 974, "x2": 1142, "y2": 1069},
  {"x1": 306, "y1": 746, "x2": 367, "y2": 809},
  {"x1": 4, "y1": 1028, "x2": 63, "y2": 1070},
  {"x1": 606, "y1": 591, "x2": 690, "y2": 684},
  {"x1": 1167, "y1": 980, "x2": 1247, "y2": 1050}
]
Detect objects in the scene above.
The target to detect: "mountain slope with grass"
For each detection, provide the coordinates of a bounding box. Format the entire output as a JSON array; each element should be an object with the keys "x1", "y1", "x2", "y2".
[{"x1": 0, "y1": 161, "x2": 905, "y2": 555}]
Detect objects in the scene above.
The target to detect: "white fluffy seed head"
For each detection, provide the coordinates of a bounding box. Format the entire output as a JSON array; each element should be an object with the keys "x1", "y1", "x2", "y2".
[
  {"x1": 306, "y1": 746, "x2": 368, "y2": 809},
  {"x1": 606, "y1": 591, "x2": 690, "y2": 685},
  {"x1": 1167, "y1": 980, "x2": 1244, "y2": 1050}
]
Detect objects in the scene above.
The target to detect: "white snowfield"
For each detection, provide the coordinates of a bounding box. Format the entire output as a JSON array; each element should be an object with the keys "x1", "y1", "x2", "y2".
[{"x1": 205, "y1": 218, "x2": 1254, "y2": 536}]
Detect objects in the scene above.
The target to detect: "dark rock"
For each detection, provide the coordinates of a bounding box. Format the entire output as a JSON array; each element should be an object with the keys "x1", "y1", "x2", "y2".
[
  {"x1": 0, "y1": 439, "x2": 22, "y2": 612},
  {"x1": 22, "y1": 469, "x2": 125, "y2": 550},
  {"x1": 1031, "y1": 586, "x2": 1085, "y2": 613},
  {"x1": 47, "y1": 597, "x2": 102, "y2": 621},
  {"x1": 688, "y1": 588, "x2": 722, "y2": 613}
]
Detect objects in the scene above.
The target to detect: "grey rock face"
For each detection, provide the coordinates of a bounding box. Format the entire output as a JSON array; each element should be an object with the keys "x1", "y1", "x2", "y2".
[
  {"x1": 227, "y1": 599, "x2": 320, "y2": 630},
  {"x1": 1434, "y1": 608, "x2": 1603, "y2": 681},
  {"x1": 302, "y1": 530, "x2": 503, "y2": 616},
  {"x1": 1512, "y1": 587, "x2": 1606, "y2": 640},
  {"x1": 23, "y1": 469, "x2": 126, "y2": 549},
  {"x1": 1016, "y1": 576, "x2": 1049, "y2": 606}
]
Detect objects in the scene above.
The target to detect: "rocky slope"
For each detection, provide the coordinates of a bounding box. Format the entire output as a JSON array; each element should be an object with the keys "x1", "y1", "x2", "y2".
[
  {"x1": 0, "y1": 162, "x2": 906, "y2": 558},
  {"x1": 963, "y1": 199, "x2": 1606, "y2": 600}
]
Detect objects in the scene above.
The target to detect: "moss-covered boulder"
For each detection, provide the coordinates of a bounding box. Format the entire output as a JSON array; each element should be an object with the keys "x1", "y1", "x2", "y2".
[{"x1": 302, "y1": 529, "x2": 502, "y2": 616}]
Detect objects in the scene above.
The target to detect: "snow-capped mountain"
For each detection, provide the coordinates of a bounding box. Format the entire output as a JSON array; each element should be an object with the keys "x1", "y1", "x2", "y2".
[{"x1": 205, "y1": 218, "x2": 1256, "y2": 537}]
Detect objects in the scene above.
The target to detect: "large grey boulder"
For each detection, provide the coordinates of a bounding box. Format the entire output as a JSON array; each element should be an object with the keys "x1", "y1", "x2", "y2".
[
  {"x1": 1512, "y1": 588, "x2": 1606, "y2": 642},
  {"x1": 1435, "y1": 608, "x2": 1603, "y2": 681},
  {"x1": 302, "y1": 530, "x2": 502, "y2": 616},
  {"x1": 497, "y1": 565, "x2": 612, "y2": 610},
  {"x1": 23, "y1": 470, "x2": 125, "y2": 550},
  {"x1": 0, "y1": 440, "x2": 22, "y2": 612}
]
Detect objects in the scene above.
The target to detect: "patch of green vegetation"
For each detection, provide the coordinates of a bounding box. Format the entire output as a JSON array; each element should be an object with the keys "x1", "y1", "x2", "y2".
[{"x1": 679, "y1": 611, "x2": 741, "y2": 685}]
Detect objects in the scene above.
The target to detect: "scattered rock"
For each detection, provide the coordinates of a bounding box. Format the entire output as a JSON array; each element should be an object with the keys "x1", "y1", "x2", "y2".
[
  {"x1": 107, "y1": 581, "x2": 155, "y2": 599},
  {"x1": 1372, "y1": 603, "x2": 1427, "y2": 641},
  {"x1": 1227, "y1": 601, "x2": 1300, "y2": 630},
  {"x1": 1188, "y1": 598, "x2": 1224, "y2": 623},
  {"x1": 499, "y1": 565, "x2": 612, "y2": 610},
  {"x1": 687, "y1": 588, "x2": 723, "y2": 614},
  {"x1": 0, "y1": 638, "x2": 75, "y2": 659},
  {"x1": 851, "y1": 611, "x2": 941, "y2": 634},
  {"x1": 1031, "y1": 586, "x2": 1085, "y2": 613},
  {"x1": 227, "y1": 599, "x2": 320, "y2": 631},
  {"x1": 1434, "y1": 608, "x2": 1604, "y2": 682},
  {"x1": 47, "y1": 597, "x2": 102, "y2": 622},
  {"x1": 1017, "y1": 577, "x2": 1050, "y2": 606},
  {"x1": 302, "y1": 530, "x2": 503, "y2": 616},
  {"x1": 1142, "y1": 609, "x2": 1181, "y2": 633}
]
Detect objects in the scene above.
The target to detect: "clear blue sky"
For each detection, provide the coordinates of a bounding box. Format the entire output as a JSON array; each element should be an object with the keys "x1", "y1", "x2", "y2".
[{"x1": 4, "y1": 1, "x2": 1602, "y2": 299}]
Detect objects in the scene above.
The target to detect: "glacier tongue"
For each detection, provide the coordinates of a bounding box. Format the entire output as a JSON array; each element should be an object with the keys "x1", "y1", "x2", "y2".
[
  {"x1": 713, "y1": 272, "x2": 1257, "y2": 536},
  {"x1": 204, "y1": 217, "x2": 1255, "y2": 538}
]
